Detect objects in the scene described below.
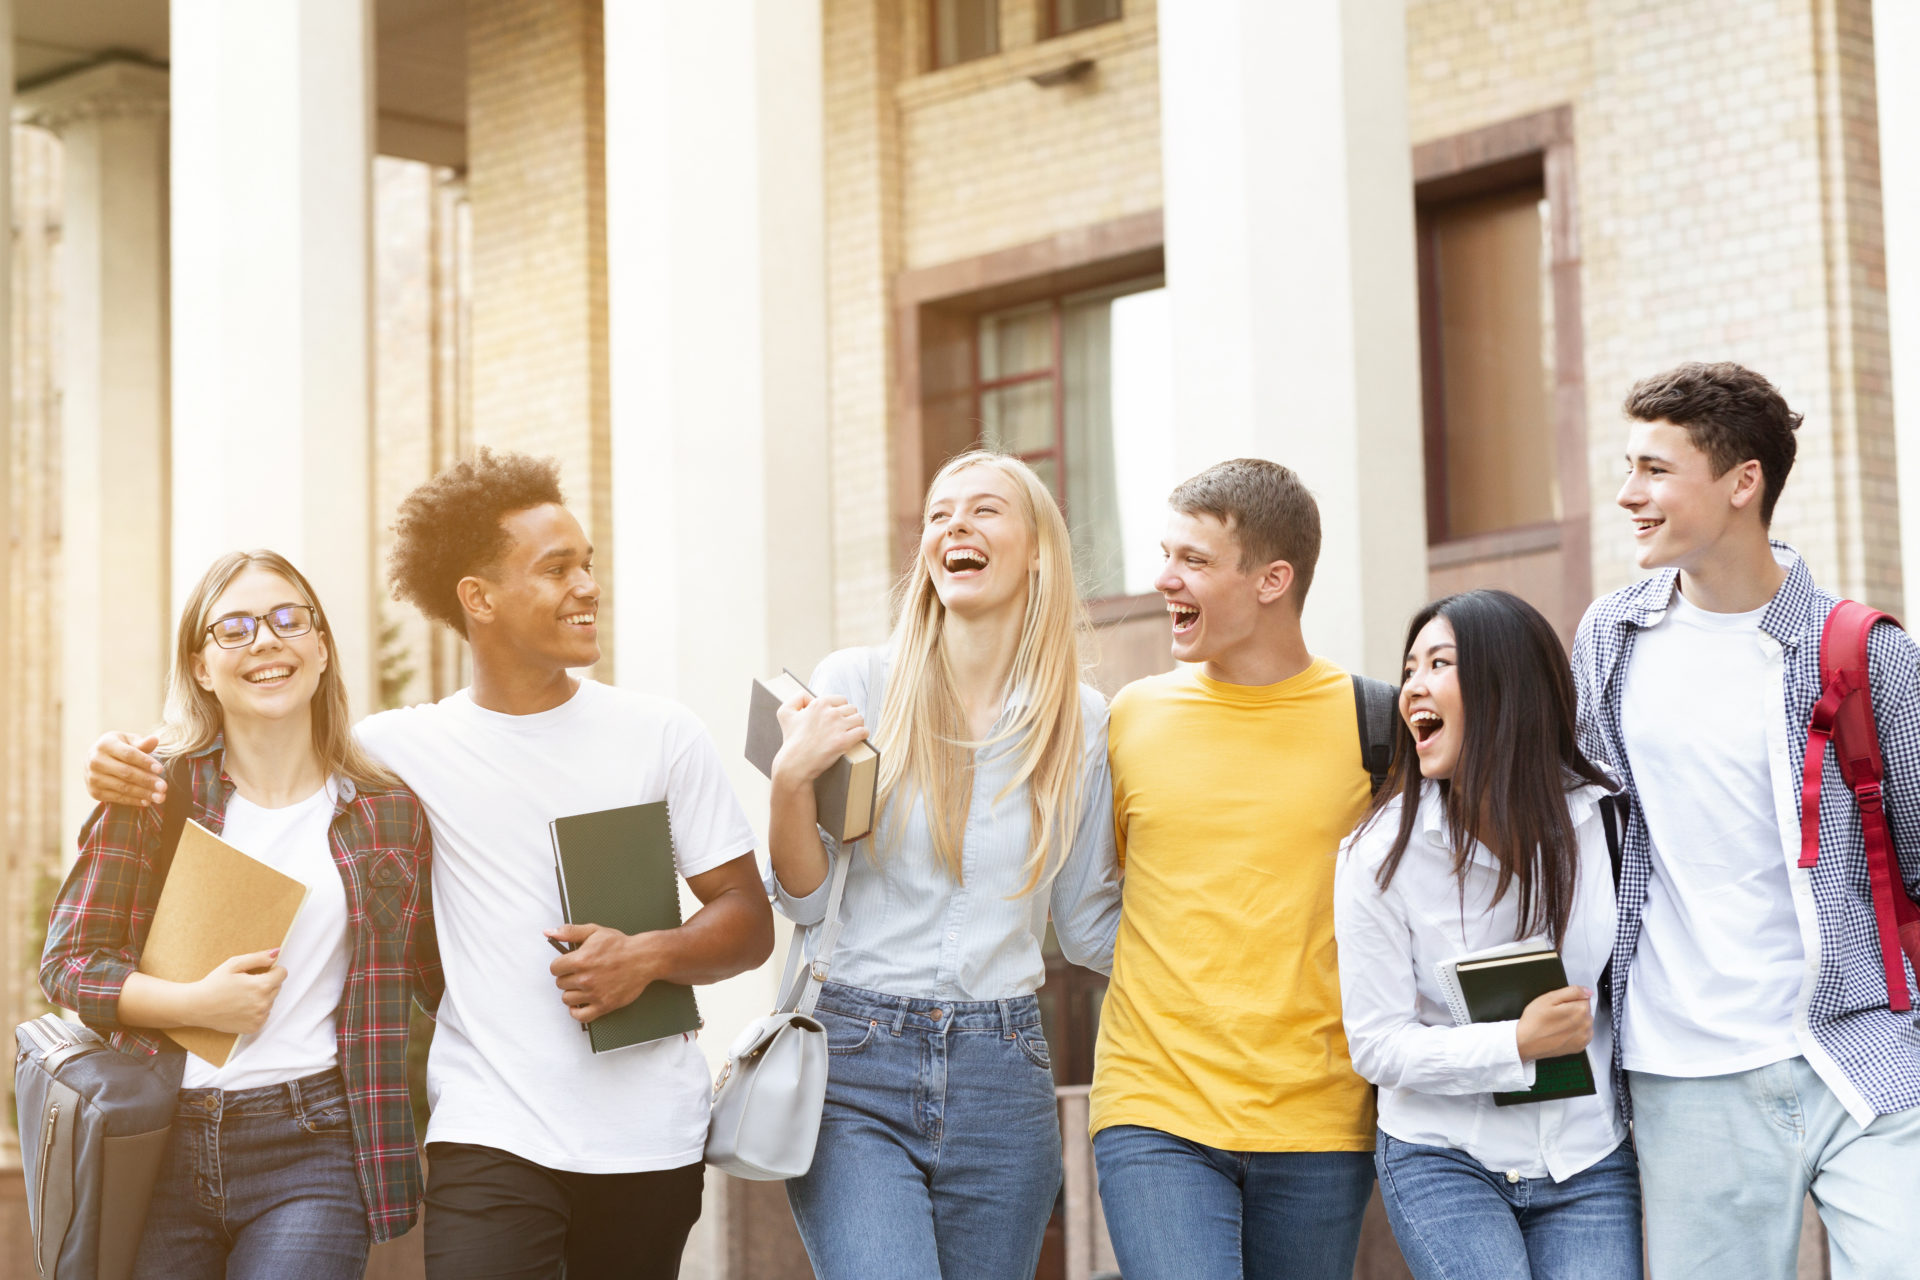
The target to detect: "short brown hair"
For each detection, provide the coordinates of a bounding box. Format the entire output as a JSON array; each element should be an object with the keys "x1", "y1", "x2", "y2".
[
  {"x1": 388, "y1": 448, "x2": 566, "y2": 635},
  {"x1": 1622, "y1": 361, "x2": 1801, "y2": 523},
  {"x1": 1168, "y1": 458, "x2": 1322, "y2": 603}
]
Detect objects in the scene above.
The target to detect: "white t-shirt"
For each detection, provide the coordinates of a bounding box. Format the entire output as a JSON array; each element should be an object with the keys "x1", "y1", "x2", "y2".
[
  {"x1": 355, "y1": 679, "x2": 756, "y2": 1174},
  {"x1": 1620, "y1": 589, "x2": 1804, "y2": 1075},
  {"x1": 183, "y1": 782, "x2": 349, "y2": 1090}
]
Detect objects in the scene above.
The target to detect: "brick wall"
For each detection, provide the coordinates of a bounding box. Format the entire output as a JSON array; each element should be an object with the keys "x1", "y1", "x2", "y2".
[
  {"x1": 822, "y1": 0, "x2": 1164, "y2": 644},
  {"x1": 465, "y1": 0, "x2": 614, "y2": 672},
  {"x1": 1407, "y1": 0, "x2": 1900, "y2": 609}
]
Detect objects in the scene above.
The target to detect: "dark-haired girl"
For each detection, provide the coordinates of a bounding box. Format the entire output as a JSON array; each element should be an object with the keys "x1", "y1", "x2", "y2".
[{"x1": 1332, "y1": 590, "x2": 1642, "y2": 1280}]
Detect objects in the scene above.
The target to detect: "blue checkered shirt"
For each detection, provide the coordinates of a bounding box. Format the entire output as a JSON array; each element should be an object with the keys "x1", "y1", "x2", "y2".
[{"x1": 1571, "y1": 544, "x2": 1920, "y2": 1123}]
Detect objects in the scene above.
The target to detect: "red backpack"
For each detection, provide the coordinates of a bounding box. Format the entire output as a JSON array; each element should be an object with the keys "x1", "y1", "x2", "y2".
[{"x1": 1798, "y1": 600, "x2": 1920, "y2": 1011}]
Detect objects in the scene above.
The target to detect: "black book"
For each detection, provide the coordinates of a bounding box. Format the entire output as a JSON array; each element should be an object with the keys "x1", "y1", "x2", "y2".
[
  {"x1": 550, "y1": 801, "x2": 702, "y2": 1054},
  {"x1": 1443, "y1": 946, "x2": 1598, "y2": 1106}
]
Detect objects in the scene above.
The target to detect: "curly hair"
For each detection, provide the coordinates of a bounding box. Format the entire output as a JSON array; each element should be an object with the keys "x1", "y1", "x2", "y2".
[{"x1": 388, "y1": 448, "x2": 566, "y2": 635}]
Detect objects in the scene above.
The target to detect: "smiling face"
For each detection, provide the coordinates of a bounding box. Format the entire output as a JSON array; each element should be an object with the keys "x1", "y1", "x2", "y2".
[
  {"x1": 1401, "y1": 613, "x2": 1463, "y2": 781},
  {"x1": 468, "y1": 503, "x2": 601, "y2": 671},
  {"x1": 1154, "y1": 509, "x2": 1286, "y2": 671},
  {"x1": 919, "y1": 464, "x2": 1037, "y2": 622},
  {"x1": 192, "y1": 566, "x2": 330, "y2": 729},
  {"x1": 1618, "y1": 418, "x2": 1765, "y2": 574}
]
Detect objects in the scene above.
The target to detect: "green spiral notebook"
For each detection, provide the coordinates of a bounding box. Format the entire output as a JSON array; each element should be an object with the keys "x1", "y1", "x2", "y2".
[{"x1": 549, "y1": 801, "x2": 703, "y2": 1054}]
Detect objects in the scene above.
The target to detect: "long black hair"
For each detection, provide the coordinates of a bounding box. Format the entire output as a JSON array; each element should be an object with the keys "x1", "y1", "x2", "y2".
[{"x1": 1362, "y1": 589, "x2": 1610, "y2": 947}]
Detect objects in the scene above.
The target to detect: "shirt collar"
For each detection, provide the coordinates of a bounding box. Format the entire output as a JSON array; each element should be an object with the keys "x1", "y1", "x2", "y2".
[
  {"x1": 173, "y1": 733, "x2": 357, "y2": 804},
  {"x1": 1622, "y1": 540, "x2": 1816, "y2": 650}
]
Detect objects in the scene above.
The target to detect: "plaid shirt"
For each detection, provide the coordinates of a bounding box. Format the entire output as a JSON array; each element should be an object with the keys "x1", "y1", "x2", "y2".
[
  {"x1": 1572, "y1": 544, "x2": 1920, "y2": 1124},
  {"x1": 39, "y1": 741, "x2": 442, "y2": 1244}
]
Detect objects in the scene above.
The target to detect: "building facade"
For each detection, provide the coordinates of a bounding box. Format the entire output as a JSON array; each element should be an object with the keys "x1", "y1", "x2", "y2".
[{"x1": 4, "y1": 1, "x2": 1916, "y2": 1277}]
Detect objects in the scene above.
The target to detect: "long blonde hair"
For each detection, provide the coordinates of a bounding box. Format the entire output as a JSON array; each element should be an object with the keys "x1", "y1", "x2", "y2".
[
  {"x1": 159, "y1": 550, "x2": 397, "y2": 789},
  {"x1": 875, "y1": 451, "x2": 1090, "y2": 895}
]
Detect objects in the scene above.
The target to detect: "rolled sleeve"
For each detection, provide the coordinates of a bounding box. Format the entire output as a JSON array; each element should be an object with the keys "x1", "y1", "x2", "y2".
[
  {"x1": 40, "y1": 801, "x2": 158, "y2": 1034},
  {"x1": 766, "y1": 833, "x2": 837, "y2": 927},
  {"x1": 1333, "y1": 842, "x2": 1534, "y2": 1096}
]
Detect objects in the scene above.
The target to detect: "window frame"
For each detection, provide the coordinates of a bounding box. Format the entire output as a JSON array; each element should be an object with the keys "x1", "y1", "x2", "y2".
[
  {"x1": 1412, "y1": 106, "x2": 1591, "y2": 637},
  {"x1": 927, "y1": 0, "x2": 1001, "y2": 71},
  {"x1": 1043, "y1": 0, "x2": 1124, "y2": 41}
]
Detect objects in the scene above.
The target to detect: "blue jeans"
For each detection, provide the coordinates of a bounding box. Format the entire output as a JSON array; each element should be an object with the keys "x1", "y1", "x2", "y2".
[
  {"x1": 1372, "y1": 1130, "x2": 1644, "y2": 1280},
  {"x1": 1631, "y1": 1057, "x2": 1920, "y2": 1280},
  {"x1": 1092, "y1": 1123, "x2": 1375, "y2": 1280},
  {"x1": 785, "y1": 983, "x2": 1062, "y2": 1280},
  {"x1": 132, "y1": 1068, "x2": 368, "y2": 1280}
]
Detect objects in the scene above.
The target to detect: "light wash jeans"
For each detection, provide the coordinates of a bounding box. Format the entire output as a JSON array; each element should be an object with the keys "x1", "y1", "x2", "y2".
[
  {"x1": 1091, "y1": 1123, "x2": 1375, "y2": 1280},
  {"x1": 784, "y1": 982, "x2": 1062, "y2": 1280},
  {"x1": 1373, "y1": 1131, "x2": 1644, "y2": 1280},
  {"x1": 132, "y1": 1069, "x2": 368, "y2": 1280},
  {"x1": 1631, "y1": 1056, "x2": 1920, "y2": 1280}
]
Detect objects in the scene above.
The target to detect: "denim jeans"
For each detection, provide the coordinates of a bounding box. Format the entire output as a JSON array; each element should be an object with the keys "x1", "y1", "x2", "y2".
[
  {"x1": 132, "y1": 1068, "x2": 368, "y2": 1280},
  {"x1": 1631, "y1": 1057, "x2": 1920, "y2": 1280},
  {"x1": 784, "y1": 982, "x2": 1062, "y2": 1280},
  {"x1": 1372, "y1": 1130, "x2": 1643, "y2": 1280},
  {"x1": 1091, "y1": 1123, "x2": 1375, "y2": 1280}
]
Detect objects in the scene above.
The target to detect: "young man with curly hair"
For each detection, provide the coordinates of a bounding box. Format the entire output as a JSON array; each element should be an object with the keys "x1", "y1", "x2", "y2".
[
  {"x1": 1571, "y1": 362, "x2": 1920, "y2": 1278},
  {"x1": 87, "y1": 449, "x2": 774, "y2": 1280}
]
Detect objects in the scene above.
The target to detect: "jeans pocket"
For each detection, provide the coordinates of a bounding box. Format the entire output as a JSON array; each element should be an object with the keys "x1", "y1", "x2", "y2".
[
  {"x1": 1015, "y1": 1030, "x2": 1053, "y2": 1072},
  {"x1": 299, "y1": 1103, "x2": 352, "y2": 1136},
  {"x1": 821, "y1": 1011, "x2": 877, "y2": 1056}
]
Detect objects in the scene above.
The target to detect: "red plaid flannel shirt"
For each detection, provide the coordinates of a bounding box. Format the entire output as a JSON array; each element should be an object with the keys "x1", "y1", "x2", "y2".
[{"x1": 40, "y1": 741, "x2": 443, "y2": 1244}]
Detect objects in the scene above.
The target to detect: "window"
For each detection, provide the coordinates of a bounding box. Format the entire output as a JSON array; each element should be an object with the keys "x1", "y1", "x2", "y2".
[
  {"x1": 1048, "y1": 0, "x2": 1122, "y2": 37},
  {"x1": 1419, "y1": 181, "x2": 1558, "y2": 541},
  {"x1": 930, "y1": 0, "x2": 999, "y2": 69},
  {"x1": 973, "y1": 280, "x2": 1172, "y2": 599}
]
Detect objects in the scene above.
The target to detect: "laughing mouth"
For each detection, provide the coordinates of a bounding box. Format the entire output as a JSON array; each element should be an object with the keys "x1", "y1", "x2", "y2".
[
  {"x1": 943, "y1": 547, "x2": 988, "y2": 573},
  {"x1": 1410, "y1": 709, "x2": 1444, "y2": 742},
  {"x1": 1168, "y1": 602, "x2": 1199, "y2": 632},
  {"x1": 1633, "y1": 518, "x2": 1663, "y2": 535},
  {"x1": 563, "y1": 611, "x2": 596, "y2": 627},
  {"x1": 244, "y1": 666, "x2": 293, "y2": 684}
]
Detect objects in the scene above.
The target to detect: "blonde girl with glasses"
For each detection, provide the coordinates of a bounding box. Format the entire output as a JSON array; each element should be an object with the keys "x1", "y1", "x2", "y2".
[
  {"x1": 41, "y1": 550, "x2": 437, "y2": 1278},
  {"x1": 765, "y1": 451, "x2": 1123, "y2": 1280}
]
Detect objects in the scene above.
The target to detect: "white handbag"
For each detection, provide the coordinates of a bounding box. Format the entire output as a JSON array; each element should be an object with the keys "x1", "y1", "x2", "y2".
[
  {"x1": 704, "y1": 847, "x2": 852, "y2": 1180},
  {"x1": 706, "y1": 647, "x2": 881, "y2": 1181}
]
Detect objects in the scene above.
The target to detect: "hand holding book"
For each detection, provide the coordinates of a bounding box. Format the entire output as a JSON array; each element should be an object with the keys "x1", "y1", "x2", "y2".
[
  {"x1": 771, "y1": 690, "x2": 870, "y2": 792},
  {"x1": 1516, "y1": 985, "x2": 1594, "y2": 1062}
]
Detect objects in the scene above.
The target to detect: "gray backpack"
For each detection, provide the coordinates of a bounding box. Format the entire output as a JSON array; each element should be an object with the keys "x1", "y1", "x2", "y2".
[{"x1": 18, "y1": 760, "x2": 190, "y2": 1279}]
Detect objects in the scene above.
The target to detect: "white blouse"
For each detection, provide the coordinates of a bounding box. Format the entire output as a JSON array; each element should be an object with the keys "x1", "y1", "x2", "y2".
[{"x1": 1333, "y1": 780, "x2": 1627, "y2": 1182}]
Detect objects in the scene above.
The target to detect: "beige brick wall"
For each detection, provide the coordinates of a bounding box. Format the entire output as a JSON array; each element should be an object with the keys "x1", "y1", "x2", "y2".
[
  {"x1": 822, "y1": 0, "x2": 1164, "y2": 644},
  {"x1": 466, "y1": 0, "x2": 614, "y2": 670},
  {"x1": 1408, "y1": 0, "x2": 1900, "y2": 609}
]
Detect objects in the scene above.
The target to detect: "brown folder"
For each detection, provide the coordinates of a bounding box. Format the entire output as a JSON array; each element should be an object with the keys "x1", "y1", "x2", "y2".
[{"x1": 137, "y1": 819, "x2": 309, "y2": 1067}]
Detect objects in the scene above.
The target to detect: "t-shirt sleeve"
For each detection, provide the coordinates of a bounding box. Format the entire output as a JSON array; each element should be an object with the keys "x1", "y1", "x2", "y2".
[{"x1": 664, "y1": 710, "x2": 759, "y2": 880}]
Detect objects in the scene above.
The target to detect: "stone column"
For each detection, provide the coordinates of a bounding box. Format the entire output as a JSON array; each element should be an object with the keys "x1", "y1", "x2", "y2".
[
  {"x1": 19, "y1": 62, "x2": 171, "y2": 842},
  {"x1": 603, "y1": 4, "x2": 831, "y2": 1276},
  {"x1": 0, "y1": 0, "x2": 16, "y2": 1164},
  {"x1": 169, "y1": 0, "x2": 376, "y2": 713},
  {"x1": 1156, "y1": 0, "x2": 1426, "y2": 680},
  {"x1": 1880, "y1": 0, "x2": 1920, "y2": 604}
]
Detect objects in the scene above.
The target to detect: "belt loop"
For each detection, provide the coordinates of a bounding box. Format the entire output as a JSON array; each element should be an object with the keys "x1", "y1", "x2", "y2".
[
  {"x1": 890, "y1": 1000, "x2": 909, "y2": 1036},
  {"x1": 286, "y1": 1073, "x2": 305, "y2": 1122},
  {"x1": 999, "y1": 998, "x2": 1015, "y2": 1039}
]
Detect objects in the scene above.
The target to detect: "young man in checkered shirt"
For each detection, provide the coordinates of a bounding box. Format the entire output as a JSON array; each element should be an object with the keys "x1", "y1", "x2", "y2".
[{"x1": 1570, "y1": 361, "x2": 1920, "y2": 1278}]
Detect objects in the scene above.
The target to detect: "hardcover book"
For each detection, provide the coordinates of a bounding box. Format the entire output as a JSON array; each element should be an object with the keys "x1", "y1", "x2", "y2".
[
  {"x1": 745, "y1": 671, "x2": 881, "y2": 842},
  {"x1": 1436, "y1": 942, "x2": 1598, "y2": 1106},
  {"x1": 550, "y1": 801, "x2": 702, "y2": 1054}
]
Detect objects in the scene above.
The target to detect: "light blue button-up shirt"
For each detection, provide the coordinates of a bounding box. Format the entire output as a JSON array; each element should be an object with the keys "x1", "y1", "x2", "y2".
[{"x1": 765, "y1": 646, "x2": 1123, "y2": 1000}]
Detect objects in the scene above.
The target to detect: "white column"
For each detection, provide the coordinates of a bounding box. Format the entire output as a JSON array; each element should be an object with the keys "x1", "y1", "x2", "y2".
[
  {"x1": 19, "y1": 63, "x2": 172, "y2": 842},
  {"x1": 1157, "y1": 0, "x2": 1426, "y2": 680},
  {"x1": 605, "y1": 4, "x2": 830, "y2": 1275},
  {"x1": 0, "y1": 0, "x2": 15, "y2": 1164},
  {"x1": 170, "y1": 0, "x2": 375, "y2": 712},
  {"x1": 1880, "y1": 0, "x2": 1920, "y2": 605}
]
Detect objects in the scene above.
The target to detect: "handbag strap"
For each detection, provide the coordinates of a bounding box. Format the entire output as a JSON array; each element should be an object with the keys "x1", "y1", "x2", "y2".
[{"x1": 774, "y1": 646, "x2": 886, "y2": 1019}]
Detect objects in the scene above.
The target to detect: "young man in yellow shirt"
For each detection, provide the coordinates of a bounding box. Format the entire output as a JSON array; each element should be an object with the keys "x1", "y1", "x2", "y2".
[{"x1": 1091, "y1": 458, "x2": 1378, "y2": 1280}]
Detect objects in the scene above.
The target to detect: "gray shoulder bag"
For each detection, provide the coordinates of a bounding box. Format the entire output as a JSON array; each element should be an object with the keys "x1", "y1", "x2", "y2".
[{"x1": 705, "y1": 648, "x2": 882, "y2": 1181}]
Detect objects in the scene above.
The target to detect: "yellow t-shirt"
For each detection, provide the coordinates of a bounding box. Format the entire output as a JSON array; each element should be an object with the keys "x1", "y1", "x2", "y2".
[{"x1": 1090, "y1": 658, "x2": 1377, "y2": 1152}]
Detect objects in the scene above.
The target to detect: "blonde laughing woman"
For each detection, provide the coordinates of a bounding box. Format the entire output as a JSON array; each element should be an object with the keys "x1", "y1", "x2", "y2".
[{"x1": 765, "y1": 450, "x2": 1123, "y2": 1280}]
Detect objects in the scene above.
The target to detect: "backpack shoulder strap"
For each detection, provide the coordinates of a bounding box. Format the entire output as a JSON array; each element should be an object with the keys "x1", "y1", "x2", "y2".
[
  {"x1": 1352, "y1": 674, "x2": 1396, "y2": 797},
  {"x1": 150, "y1": 755, "x2": 194, "y2": 891},
  {"x1": 1802, "y1": 600, "x2": 1916, "y2": 1011},
  {"x1": 1598, "y1": 793, "x2": 1628, "y2": 887}
]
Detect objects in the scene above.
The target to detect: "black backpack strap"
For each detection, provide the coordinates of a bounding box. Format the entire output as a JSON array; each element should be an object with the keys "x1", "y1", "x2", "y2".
[
  {"x1": 150, "y1": 755, "x2": 193, "y2": 889},
  {"x1": 1351, "y1": 675, "x2": 1397, "y2": 797},
  {"x1": 1597, "y1": 791, "x2": 1629, "y2": 1006}
]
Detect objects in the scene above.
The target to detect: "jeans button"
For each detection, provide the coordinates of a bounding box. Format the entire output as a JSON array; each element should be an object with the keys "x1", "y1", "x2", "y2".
[
  {"x1": 1505, "y1": 1170, "x2": 1521, "y2": 1184},
  {"x1": 928, "y1": 1009, "x2": 944, "y2": 1022}
]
